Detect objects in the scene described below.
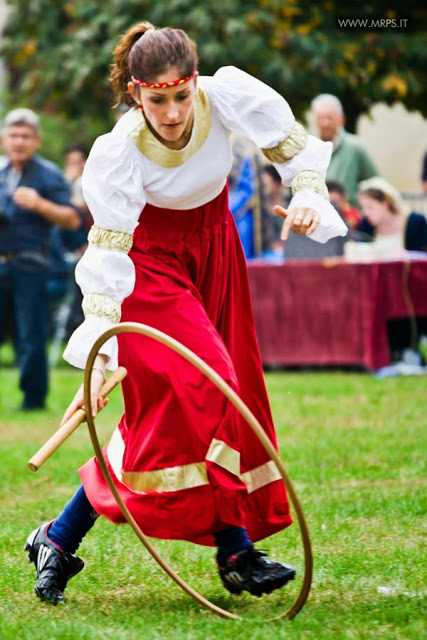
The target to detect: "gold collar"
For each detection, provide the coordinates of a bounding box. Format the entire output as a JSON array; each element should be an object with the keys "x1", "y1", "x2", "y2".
[{"x1": 124, "y1": 85, "x2": 212, "y2": 168}]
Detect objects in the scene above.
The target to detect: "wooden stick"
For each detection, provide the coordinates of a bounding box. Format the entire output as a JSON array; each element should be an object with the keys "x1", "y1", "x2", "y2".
[{"x1": 28, "y1": 366, "x2": 127, "y2": 472}]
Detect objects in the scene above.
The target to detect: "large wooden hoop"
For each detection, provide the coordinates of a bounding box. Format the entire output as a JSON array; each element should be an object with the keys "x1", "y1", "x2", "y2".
[{"x1": 84, "y1": 323, "x2": 313, "y2": 621}]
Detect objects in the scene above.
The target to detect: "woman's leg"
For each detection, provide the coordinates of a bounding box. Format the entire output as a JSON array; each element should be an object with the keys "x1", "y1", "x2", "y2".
[
  {"x1": 48, "y1": 485, "x2": 99, "y2": 553},
  {"x1": 214, "y1": 526, "x2": 253, "y2": 566}
]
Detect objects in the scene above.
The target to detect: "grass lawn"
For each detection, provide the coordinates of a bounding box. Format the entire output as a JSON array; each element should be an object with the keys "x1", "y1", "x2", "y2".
[{"x1": 0, "y1": 355, "x2": 425, "y2": 639}]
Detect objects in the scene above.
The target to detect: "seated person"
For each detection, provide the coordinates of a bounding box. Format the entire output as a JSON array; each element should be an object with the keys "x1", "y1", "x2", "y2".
[
  {"x1": 326, "y1": 180, "x2": 361, "y2": 229},
  {"x1": 260, "y1": 165, "x2": 289, "y2": 260},
  {"x1": 358, "y1": 176, "x2": 427, "y2": 362},
  {"x1": 358, "y1": 177, "x2": 427, "y2": 255}
]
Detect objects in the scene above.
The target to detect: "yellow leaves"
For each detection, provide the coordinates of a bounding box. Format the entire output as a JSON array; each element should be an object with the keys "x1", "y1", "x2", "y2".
[
  {"x1": 334, "y1": 56, "x2": 377, "y2": 84},
  {"x1": 382, "y1": 74, "x2": 408, "y2": 97},
  {"x1": 366, "y1": 61, "x2": 377, "y2": 75},
  {"x1": 348, "y1": 74, "x2": 359, "y2": 88},
  {"x1": 294, "y1": 23, "x2": 314, "y2": 35},
  {"x1": 335, "y1": 62, "x2": 348, "y2": 77},
  {"x1": 385, "y1": 8, "x2": 396, "y2": 19},
  {"x1": 270, "y1": 36, "x2": 280, "y2": 48},
  {"x1": 63, "y1": 2, "x2": 77, "y2": 18},
  {"x1": 344, "y1": 44, "x2": 360, "y2": 60},
  {"x1": 281, "y1": 6, "x2": 301, "y2": 18},
  {"x1": 22, "y1": 40, "x2": 37, "y2": 56},
  {"x1": 14, "y1": 39, "x2": 37, "y2": 65},
  {"x1": 246, "y1": 13, "x2": 261, "y2": 28}
]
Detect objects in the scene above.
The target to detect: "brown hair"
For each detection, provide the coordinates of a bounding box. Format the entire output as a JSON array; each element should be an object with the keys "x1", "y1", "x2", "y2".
[
  {"x1": 359, "y1": 188, "x2": 398, "y2": 214},
  {"x1": 358, "y1": 177, "x2": 407, "y2": 216},
  {"x1": 110, "y1": 22, "x2": 198, "y2": 107}
]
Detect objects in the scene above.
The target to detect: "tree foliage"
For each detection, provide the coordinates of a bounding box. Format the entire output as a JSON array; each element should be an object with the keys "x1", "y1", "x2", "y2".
[{"x1": 2, "y1": 0, "x2": 427, "y2": 134}]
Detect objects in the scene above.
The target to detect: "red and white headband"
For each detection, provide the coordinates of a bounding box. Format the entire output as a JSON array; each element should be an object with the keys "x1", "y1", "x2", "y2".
[{"x1": 131, "y1": 69, "x2": 198, "y2": 89}]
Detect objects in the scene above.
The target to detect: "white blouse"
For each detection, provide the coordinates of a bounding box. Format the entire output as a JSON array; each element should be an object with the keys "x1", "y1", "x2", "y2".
[{"x1": 64, "y1": 66, "x2": 347, "y2": 370}]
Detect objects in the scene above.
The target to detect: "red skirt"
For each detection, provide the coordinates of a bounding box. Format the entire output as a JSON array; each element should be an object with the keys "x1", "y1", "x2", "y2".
[{"x1": 80, "y1": 186, "x2": 292, "y2": 546}]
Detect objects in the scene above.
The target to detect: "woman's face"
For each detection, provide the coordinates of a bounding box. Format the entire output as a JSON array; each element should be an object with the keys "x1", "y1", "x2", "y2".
[
  {"x1": 129, "y1": 69, "x2": 196, "y2": 148},
  {"x1": 358, "y1": 194, "x2": 392, "y2": 226}
]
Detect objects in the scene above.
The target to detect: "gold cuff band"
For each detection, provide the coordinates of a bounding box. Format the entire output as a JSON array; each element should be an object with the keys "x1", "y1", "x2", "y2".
[
  {"x1": 262, "y1": 122, "x2": 308, "y2": 163},
  {"x1": 82, "y1": 292, "x2": 121, "y2": 324},
  {"x1": 88, "y1": 225, "x2": 133, "y2": 253},
  {"x1": 291, "y1": 169, "x2": 330, "y2": 200}
]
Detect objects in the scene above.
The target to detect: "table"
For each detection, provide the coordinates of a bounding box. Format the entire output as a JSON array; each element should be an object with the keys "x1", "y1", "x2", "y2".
[{"x1": 247, "y1": 259, "x2": 427, "y2": 370}]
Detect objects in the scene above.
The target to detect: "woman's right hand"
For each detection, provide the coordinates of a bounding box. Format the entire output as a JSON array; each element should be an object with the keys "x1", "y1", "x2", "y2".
[{"x1": 60, "y1": 368, "x2": 108, "y2": 427}]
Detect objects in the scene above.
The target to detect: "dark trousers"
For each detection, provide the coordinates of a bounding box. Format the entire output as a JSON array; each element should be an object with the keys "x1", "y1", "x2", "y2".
[
  {"x1": 387, "y1": 317, "x2": 427, "y2": 362},
  {"x1": 0, "y1": 253, "x2": 49, "y2": 407}
]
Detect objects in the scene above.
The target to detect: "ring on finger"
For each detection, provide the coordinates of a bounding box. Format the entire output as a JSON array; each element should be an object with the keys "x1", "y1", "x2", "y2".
[{"x1": 294, "y1": 214, "x2": 304, "y2": 222}]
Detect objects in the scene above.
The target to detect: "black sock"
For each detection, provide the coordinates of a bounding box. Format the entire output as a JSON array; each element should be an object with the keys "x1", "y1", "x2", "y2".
[
  {"x1": 48, "y1": 485, "x2": 99, "y2": 553},
  {"x1": 214, "y1": 526, "x2": 253, "y2": 566}
]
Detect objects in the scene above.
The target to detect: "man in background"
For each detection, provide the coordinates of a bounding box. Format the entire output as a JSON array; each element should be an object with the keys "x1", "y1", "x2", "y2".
[
  {"x1": 0, "y1": 108, "x2": 81, "y2": 410},
  {"x1": 311, "y1": 94, "x2": 379, "y2": 207}
]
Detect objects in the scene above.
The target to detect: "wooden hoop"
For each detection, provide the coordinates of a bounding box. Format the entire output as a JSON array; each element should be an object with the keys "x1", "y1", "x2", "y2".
[{"x1": 84, "y1": 322, "x2": 313, "y2": 621}]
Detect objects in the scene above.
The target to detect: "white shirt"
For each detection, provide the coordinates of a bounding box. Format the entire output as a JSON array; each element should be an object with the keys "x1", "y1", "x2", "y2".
[{"x1": 373, "y1": 233, "x2": 405, "y2": 259}]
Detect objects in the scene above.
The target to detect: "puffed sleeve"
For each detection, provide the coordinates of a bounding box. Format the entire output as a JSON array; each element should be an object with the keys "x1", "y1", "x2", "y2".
[
  {"x1": 63, "y1": 127, "x2": 145, "y2": 370},
  {"x1": 208, "y1": 66, "x2": 347, "y2": 243}
]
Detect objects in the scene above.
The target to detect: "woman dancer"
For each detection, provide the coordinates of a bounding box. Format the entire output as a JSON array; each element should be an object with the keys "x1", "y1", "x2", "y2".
[{"x1": 25, "y1": 21, "x2": 346, "y2": 604}]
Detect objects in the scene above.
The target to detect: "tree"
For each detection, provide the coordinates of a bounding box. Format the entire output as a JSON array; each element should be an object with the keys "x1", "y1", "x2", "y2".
[{"x1": 2, "y1": 0, "x2": 426, "y2": 136}]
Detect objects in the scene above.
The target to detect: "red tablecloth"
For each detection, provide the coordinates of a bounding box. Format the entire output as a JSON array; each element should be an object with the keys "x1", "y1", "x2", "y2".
[{"x1": 247, "y1": 259, "x2": 427, "y2": 370}]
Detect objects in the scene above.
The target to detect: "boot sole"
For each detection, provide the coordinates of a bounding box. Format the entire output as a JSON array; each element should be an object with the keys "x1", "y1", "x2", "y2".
[
  {"x1": 248, "y1": 568, "x2": 296, "y2": 597},
  {"x1": 34, "y1": 584, "x2": 65, "y2": 605},
  {"x1": 223, "y1": 567, "x2": 296, "y2": 597}
]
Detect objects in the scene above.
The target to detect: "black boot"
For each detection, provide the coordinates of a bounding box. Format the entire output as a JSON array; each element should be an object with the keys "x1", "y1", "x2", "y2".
[
  {"x1": 25, "y1": 522, "x2": 84, "y2": 604},
  {"x1": 218, "y1": 547, "x2": 295, "y2": 597}
]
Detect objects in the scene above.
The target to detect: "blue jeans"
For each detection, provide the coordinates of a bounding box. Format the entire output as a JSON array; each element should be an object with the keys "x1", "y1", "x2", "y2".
[{"x1": 0, "y1": 252, "x2": 49, "y2": 407}]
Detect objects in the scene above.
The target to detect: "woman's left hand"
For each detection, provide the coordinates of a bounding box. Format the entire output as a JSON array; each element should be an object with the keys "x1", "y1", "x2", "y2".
[{"x1": 274, "y1": 206, "x2": 320, "y2": 241}]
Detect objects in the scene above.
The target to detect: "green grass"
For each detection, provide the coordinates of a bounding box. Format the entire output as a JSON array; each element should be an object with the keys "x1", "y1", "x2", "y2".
[{"x1": 0, "y1": 357, "x2": 425, "y2": 639}]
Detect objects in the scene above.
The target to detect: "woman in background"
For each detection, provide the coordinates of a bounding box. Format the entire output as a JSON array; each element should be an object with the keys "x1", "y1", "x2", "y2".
[
  {"x1": 358, "y1": 177, "x2": 427, "y2": 255},
  {"x1": 358, "y1": 177, "x2": 427, "y2": 362}
]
